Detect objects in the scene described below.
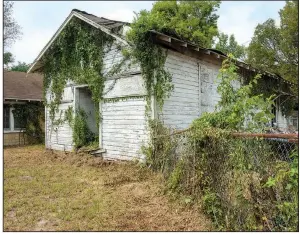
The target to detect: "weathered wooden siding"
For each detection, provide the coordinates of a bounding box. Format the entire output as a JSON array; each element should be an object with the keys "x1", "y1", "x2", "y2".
[
  {"x1": 103, "y1": 43, "x2": 140, "y2": 76},
  {"x1": 101, "y1": 74, "x2": 148, "y2": 160},
  {"x1": 45, "y1": 87, "x2": 74, "y2": 151},
  {"x1": 276, "y1": 106, "x2": 289, "y2": 130},
  {"x1": 160, "y1": 50, "x2": 200, "y2": 129},
  {"x1": 45, "y1": 39, "x2": 143, "y2": 153},
  {"x1": 103, "y1": 74, "x2": 146, "y2": 99},
  {"x1": 160, "y1": 50, "x2": 225, "y2": 129},
  {"x1": 160, "y1": 49, "x2": 242, "y2": 130},
  {"x1": 101, "y1": 97, "x2": 148, "y2": 161}
]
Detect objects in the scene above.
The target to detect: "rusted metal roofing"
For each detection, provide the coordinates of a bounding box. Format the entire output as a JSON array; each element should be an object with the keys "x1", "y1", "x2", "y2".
[{"x1": 4, "y1": 71, "x2": 43, "y2": 101}]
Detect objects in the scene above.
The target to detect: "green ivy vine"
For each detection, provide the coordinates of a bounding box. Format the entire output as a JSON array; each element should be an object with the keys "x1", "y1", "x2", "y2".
[
  {"x1": 41, "y1": 15, "x2": 175, "y2": 148},
  {"x1": 72, "y1": 108, "x2": 97, "y2": 148},
  {"x1": 42, "y1": 16, "x2": 118, "y2": 124},
  {"x1": 125, "y1": 18, "x2": 174, "y2": 114}
]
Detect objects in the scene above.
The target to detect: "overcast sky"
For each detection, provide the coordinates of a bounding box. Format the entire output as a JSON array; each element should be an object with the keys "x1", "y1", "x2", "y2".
[{"x1": 8, "y1": 1, "x2": 285, "y2": 65}]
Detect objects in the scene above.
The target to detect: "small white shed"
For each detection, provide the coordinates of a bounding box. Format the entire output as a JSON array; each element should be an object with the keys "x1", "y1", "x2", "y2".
[{"x1": 28, "y1": 9, "x2": 296, "y2": 161}]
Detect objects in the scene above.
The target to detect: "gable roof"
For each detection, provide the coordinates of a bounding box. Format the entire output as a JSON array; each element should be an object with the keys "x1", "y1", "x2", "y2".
[
  {"x1": 28, "y1": 9, "x2": 295, "y2": 90},
  {"x1": 4, "y1": 71, "x2": 43, "y2": 101},
  {"x1": 72, "y1": 9, "x2": 130, "y2": 30},
  {"x1": 28, "y1": 9, "x2": 129, "y2": 73}
]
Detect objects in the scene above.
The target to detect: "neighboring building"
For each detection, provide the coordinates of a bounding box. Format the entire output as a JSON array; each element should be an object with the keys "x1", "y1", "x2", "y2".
[
  {"x1": 28, "y1": 9, "x2": 298, "y2": 160},
  {"x1": 4, "y1": 71, "x2": 43, "y2": 146}
]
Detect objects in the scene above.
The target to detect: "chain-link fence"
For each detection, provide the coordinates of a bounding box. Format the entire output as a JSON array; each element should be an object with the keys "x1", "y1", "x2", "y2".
[
  {"x1": 153, "y1": 129, "x2": 298, "y2": 172},
  {"x1": 149, "y1": 127, "x2": 298, "y2": 231}
]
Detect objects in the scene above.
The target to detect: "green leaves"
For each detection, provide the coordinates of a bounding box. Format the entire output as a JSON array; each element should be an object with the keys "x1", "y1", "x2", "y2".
[
  {"x1": 126, "y1": 1, "x2": 221, "y2": 117},
  {"x1": 73, "y1": 108, "x2": 96, "y2": 149},
  {"x1": 12, "y1": 103, "x2": 44, "y2": 143},
  {"x1": 149, "y1": 1, "x2": 220, "y2": 47},
  {"x1": 42, "y1": 17, "x2": 116, "y2": 126},
  {"x1": 4, "y1": 52, "x2": 14, "y2": 66},
  {"x1": 265, "y1": 177, "x2": 276, "y2": 187},
  {"x1": 10, "y1": 61, "x2": 30, "y2": 72},
  {"x1": 215, "y1": 33, "x2": 246, "y2": 60},
  {"x1": 247, "y1": 1, "x2": 298, "y2": 87}
]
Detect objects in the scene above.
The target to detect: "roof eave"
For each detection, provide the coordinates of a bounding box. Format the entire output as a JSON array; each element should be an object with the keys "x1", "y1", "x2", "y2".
[
  {"x1": 4, "y1": 98, "x2": 43, "y2": 102},
  {"x1": 149, "y1": 30, "x2": 296, "y2": 87}
]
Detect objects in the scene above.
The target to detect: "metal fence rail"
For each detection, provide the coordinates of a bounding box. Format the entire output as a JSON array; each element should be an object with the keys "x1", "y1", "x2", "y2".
[{"x1": 154, "y1": 129, "x2": 298, "y2": 165}]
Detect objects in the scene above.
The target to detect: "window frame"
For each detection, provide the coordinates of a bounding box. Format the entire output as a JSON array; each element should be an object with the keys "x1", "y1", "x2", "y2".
[
  {"x1": 12, "y1": 106, "x2": 26, "y2": 130},
  {"x1": 3, "y1": 105, "x2": 26, "y2": 133},
  {"x1": 3, "y1": 105, "x2": 10, "y2": 131}
]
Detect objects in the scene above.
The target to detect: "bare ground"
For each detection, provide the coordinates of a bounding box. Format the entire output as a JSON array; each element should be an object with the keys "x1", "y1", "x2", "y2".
[{"x1": 4, "y1": 145, "x2": 211, "y2": 231}]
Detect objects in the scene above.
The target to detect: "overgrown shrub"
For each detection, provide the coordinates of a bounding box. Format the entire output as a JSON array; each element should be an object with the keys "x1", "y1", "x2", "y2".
[
  {"x1": 72, "y1": 108, "x2": 96, "y2": 149},
  {"x1": 12, "y1": 102, "x2": 45, "y2": 144},
  {"x1": 144, "y1": 56, "x2": 298, "y2": 231}
]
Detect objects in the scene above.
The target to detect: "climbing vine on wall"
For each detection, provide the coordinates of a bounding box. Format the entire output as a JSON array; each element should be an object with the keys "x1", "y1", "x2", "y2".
[
  {"x1": 41, "y1": 14, "x2": 175, "y2": 148},
  {"x1": 42, "y1": 17, "x2": 117, "y2": 124},
  {"x1": 125, "y1": 12, "x2": 174, "y2": 113},
  {"x1": 72, "y1": 108, "x2": 97, "y2": 148}
]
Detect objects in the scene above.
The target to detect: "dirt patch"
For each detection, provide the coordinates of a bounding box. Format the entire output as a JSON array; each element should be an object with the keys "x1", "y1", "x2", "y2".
[
  {"x1": 19, "y1": 175, "x2": 33, "y2": 181},
  {"x1": 6, "y1": 209, "x2": 16, "y2": 220},
  {"x1": 34, "y1": 218, "x2": 60, "y2": 231}
]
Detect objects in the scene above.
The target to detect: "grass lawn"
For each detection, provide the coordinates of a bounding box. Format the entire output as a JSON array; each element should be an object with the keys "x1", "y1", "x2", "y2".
[{"x1": 4, "y1": 145, "x2": 211, "y2": 231}]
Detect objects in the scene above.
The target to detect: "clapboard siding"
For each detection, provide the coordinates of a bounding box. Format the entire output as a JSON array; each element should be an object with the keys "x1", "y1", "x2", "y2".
[
  {"x1": 160, "y1": 49, "x2": 240, "y2": 130},
  {"x1": 102, "y1": 98, "x2": 148, "y2": 161},
  {"x1": 103, "y1": 43, "x2": 140, "y2": 76},
  {"x1": 160, "y1": 50, "x2": 200, "y2": 129},
  {"x1": 45, "y1": 39, "x2": 142, "y2": 153},
  {"x1": 45, "y1": 97, "x2": 74, "y2": 151},
  {"x1": 103, "y1": 75, "x2": 146, "y2": 99}
]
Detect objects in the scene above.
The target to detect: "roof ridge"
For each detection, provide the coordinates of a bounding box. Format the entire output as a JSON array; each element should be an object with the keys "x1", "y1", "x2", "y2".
[
  {"x1": 72, "y1": 8, "x2": 130, "y2": 25},
  {"x1": 72, "y1": 9, "x2": 94, "y2": 16}
]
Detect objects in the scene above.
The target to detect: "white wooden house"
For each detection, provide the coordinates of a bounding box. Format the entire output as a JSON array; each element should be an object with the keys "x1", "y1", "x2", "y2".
[{"x1": 28, "y1": 9, "x2": 297, "y2": 161}]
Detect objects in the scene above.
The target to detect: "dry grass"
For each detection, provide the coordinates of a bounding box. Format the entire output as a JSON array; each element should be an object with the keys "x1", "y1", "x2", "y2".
[{"x1": 4, "y1": 145, "x2": 211, "y2": 231}]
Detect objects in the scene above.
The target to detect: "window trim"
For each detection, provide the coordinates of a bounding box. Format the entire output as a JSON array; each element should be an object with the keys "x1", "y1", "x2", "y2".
[
  {"x1": 4, "y1": 105, "x2": 10, "y2": 131},
  {"x1": 3, "y1": 106, "x2": 25, "y2": 133}
]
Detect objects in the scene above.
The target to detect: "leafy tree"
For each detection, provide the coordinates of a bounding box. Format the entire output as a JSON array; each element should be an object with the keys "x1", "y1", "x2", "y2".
[
  {"x1": 11, "y1": 62, "x2": 30, "y2": 72},
  {"x1": 4, "y1": 2, "x2": 22, "y2": 70},
  {"x1": 4, "y1": 52, "x2": 14, "y2": 67},
  {"x1": 278, "y1": 0, "x2": 298, "y2": 82},
  {"x1": 4, "y1": 1, "x2": 22, "y2": 48},
  {"x1": 247, "y1": 1, "x2": 298, "y2": 85},
  {"x1": 130, "y1": 1, "x2": 221, "y2": 48},
  {"x1": 214, "y1": 32, "x2": 246, "y2": 60}
]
